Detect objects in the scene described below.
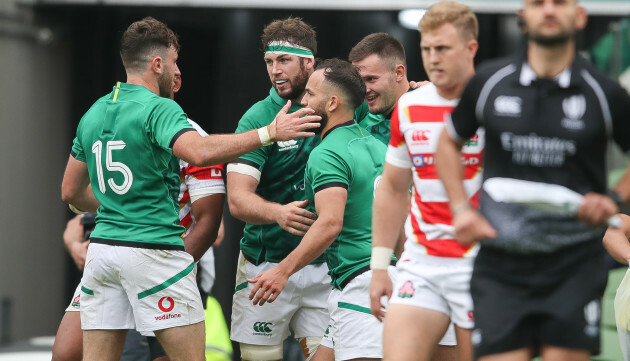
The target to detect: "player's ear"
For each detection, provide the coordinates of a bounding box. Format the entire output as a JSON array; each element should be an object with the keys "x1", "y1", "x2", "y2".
[
  {"x1": 395, "y1": 64, "x2": 406, "y2": 82},
  {"x1": 150, "y1": 55, "x2": 163, "y2": 75},
  {"x1": 575, "y1": 5, "x2": 587, "y2": 31},
  {"x1": 467, "y1": 40, "x2": 479, "y2": 59},
  {"x1": 303, "y1": 57, "x2": 315, "y2": 71},
  {"x1": 328, "y1": 95, "x2": 339, "y2": 112}
]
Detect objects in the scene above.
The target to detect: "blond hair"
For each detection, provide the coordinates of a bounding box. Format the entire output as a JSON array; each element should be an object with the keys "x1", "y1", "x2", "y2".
[{"x1": 419, "y1": 1, "x2": 479, "y2": 41}]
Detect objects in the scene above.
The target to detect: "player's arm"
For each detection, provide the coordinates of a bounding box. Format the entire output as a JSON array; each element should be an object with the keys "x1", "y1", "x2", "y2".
[
  {"x1": 61, "y1": 155, "x2": 99, "y2": 213},
  {"x1": 247, "y1": 187, "x2": 347, "y2": 306},
  {"x1": 370, "y1": 163, "x2": 412, "y2": 321},
  {"x1": 173, "y1": 102, "x2": 320, "y2": 167},
  {"x1": 185, "y1": 193, "x2": 225, "y2": 261},
  {"x1": 227, "y1": 171, "x2": 315, "y2": 236},
  {"x1": 214, "y1": 219, "x2": 225, "y2": 247},
  {"x1": 603, "y1": 213, "x2": 630, "y2": 265},
  {"x1": 435, "y1": 129, "x2": 496, "y2": 244},
  {"x1": 63, "y1": 215, "x2": 89, "y2": 270}
]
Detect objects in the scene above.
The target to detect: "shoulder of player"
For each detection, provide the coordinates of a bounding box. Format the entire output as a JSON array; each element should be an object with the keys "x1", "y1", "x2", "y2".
[
  {"x1": 238, "y1": 95, "x2": 286, "y2": 127},
  {"x1": 148, "y1": 96, "x2": 184, "y2": 113},
  {"x1": 576, "y1": 57, "x2": 628, "y2": 98},
  {"x1": 476, "y1": 55, "x2": 515, "y2": 77},
  {"x1": 398, "y1": 83, "x2": 438, "y2": 105}
]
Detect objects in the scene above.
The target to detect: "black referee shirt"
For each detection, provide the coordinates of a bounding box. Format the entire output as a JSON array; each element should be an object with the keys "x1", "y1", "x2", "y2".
[{"x1": 446, "y1": 49, "x2": 630, "y2": 254}]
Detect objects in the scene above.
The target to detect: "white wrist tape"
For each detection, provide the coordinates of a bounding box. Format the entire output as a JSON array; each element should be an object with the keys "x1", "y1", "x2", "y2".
[
  {"x1": 69, "y1": 204, "x2": 87, "y2": 215},
  {"x1": 370, "y1": 246, "x2": 394, "y2": 270},
  {"x1": 258, "y1": 126, "x2": 273, "y2": 146}
]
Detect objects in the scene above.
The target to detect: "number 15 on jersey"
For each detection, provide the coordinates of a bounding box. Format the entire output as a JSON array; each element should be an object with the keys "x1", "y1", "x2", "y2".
[{"x1": 91, "y1": 140, "x2": 134, "y2": 195}]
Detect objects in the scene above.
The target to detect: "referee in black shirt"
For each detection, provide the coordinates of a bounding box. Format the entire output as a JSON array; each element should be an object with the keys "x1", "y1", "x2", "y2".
[{"x1": 436, "y1": 0, "x2": 630, "y2": 360}]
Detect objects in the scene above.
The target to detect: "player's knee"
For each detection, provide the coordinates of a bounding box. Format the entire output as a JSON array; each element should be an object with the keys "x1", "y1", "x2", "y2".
[
  {"x1": 240, "y1": 343, "x2": 283, "y2": 361},
  {"x1": 296, "y1": 337, "x2": 322, "y2": 361}
]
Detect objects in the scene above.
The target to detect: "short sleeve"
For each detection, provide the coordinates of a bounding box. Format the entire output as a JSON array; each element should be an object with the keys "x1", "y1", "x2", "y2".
[
  {"x1": 145, "y1": 99, "x2": 194, "y2": 152},
  {"x1": 306, "y1": 147, "x2": 351, "y2": 193},
  {"x1": 386, "y1": 103, "x2": 412, "y2": 168},
  {"x1": 71, "y1": 136, "x2": 86, "y2": 162},
  {"x1": 185, "y1": 163, "x2": 226, "y2": 200}
]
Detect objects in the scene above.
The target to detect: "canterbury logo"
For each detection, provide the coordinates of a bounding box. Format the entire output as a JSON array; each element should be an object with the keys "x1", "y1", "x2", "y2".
[{"x1": 253, "y1": 321, "x2": 273, "y2": 333}]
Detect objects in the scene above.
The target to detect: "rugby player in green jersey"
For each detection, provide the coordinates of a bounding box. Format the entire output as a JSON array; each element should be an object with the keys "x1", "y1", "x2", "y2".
[
  {"x1": 248, "y1": 58, "x2": 389, "y2": 361},
  {"x1": 61, "y1": 17, "x2": 319, "y2": 361},
  {"x1": 227, "y1": 18, "x2": 331, "y2": 361},
  {"x1": 349, "y1": 33, "x2": 412, "y2": 146}
]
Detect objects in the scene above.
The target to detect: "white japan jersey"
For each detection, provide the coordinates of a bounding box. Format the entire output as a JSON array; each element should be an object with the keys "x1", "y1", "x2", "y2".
[{"x1": 387, "y1": 84, "x2": 484, "y2": 258}]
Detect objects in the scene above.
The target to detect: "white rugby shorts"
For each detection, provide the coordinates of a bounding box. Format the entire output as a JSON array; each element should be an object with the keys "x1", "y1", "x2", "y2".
[
  {"x1": 231, "y1": 252, "x2": 331, "y2": 345},
  {"x1": 390, "y1": 243, "x2": 475, "y2": 330},
  {"x1": 80, "y1": 243, "x2": 205, "y2": 333}
]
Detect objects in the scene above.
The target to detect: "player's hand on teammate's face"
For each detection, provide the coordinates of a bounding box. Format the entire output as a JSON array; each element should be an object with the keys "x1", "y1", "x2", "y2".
[
  {"x1": 453, "y1": 208, "x2": 497, "y2": 245},
  {"x1": 409, "y1": 80, "x2": 431, "y2": 89},
  {"x1": 269, "y1": 100, "x2": 321, "y2": 141},
  {"x1": 369, "y1": 270, "x2": 392, "y2": 322},
  {"x1": 247, "y1": 266, "x2": 289, "y2": 306},
  {"x1": 276, "y1": 200, "x2": 316, "y2": 236},
  {"x1": 578, "y1": 192, "x2": 619, "y2": 226}
]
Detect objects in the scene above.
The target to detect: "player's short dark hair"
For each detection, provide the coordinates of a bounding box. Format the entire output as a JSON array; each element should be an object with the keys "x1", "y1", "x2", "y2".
[
  {"x1": 316, "y1": 58, "x2": 366, "y2": 110},
  {"x1": 120, "y1": 17, "x2": 180, "y2": 73},
  {"x1": 348, "y1": 33, "x2": 406, "y2": 70},
  {"x1": 261, "y1": 17, "x2": 317, "y2": 55}
]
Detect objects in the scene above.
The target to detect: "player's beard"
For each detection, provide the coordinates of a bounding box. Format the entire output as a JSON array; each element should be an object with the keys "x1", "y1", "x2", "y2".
[
  {"x1": 528, "y1": 20, "x2": 574, "y2": 47},
  {"x1": 311, "y1": 103, "x2": 329, "y2": 136},
  {"x1": 158, "y1": 67, "x2": 174, "y2": 99},
  {"x1": 275, "y1": 61, "x2": 309, "y2": 102}
]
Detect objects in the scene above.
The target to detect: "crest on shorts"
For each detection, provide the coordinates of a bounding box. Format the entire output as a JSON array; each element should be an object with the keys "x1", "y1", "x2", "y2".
[
  {"x1": 71, "y1": 295, "x2": 81, "y2": 308},
  {"x1": 398, "y1": 281, "x2": 415, "y2": 298}
]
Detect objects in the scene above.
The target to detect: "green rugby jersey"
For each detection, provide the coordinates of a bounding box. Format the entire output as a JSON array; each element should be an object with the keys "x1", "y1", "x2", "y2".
[
  {"x1": 305, "y1": 121, "x2": 387, "y2": 289},
  {"x1": 71, "y1": 82, "x2": 194, "y2": 249},
  {"x1": 358, "y1": 111, "x2": 391, "y2": 146},
  {"x1": 233, "y1": 88, "x2": 323, "y2": 264}
]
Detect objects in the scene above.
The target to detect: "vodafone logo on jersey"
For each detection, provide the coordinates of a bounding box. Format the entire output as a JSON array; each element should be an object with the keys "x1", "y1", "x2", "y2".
[{"x1": 410, "y1": 129, "x2": 430, "y2": 145}]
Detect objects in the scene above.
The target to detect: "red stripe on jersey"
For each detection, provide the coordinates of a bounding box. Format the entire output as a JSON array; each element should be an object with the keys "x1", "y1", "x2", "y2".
[
  {"x1": 462, "y1": 151, "x2": 484, "y2": 180},
  {"x1": 389, "y1": 103, "x2": 405, "y2": 148},
  {"x1": 187, "y1": 164, "x2": 224, "y2": 180},
  {"x1": 423, "y1": 238, "x2": 474, "y2": 258},
  {"x1": 414, "y1": 192, "x2": 452, "y2": 225},
  {"x1": 407, "y1": 105, "x2": 455, "y2": 124},
  {"x1": 180, "y1": 212, "x2": 193, "y2": 230},
  {"x1": 179, "y1": 191, "x2": 190, "y2": 207}
]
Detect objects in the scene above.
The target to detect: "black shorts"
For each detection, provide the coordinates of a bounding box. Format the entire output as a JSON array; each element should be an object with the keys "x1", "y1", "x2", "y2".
[{"x1": 470, "y1": 240, "x2": 608, "y2": 358}]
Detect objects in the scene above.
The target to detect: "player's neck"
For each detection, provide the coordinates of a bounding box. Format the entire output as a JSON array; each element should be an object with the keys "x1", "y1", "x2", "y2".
[
  {"x1": 527, "y1": 41, "x2": 575, "y2": 79},
  {"x1": 396, "y1": 78, "x2": 411, "y2": 101},
  {"x1": 126, "y1": 73, "x2": 159, "y2": 95},
  {"x1": 321, "y1": 110, "x2": 355, "y2": 136},
  {"x1": 436, "y1": 68, "x2": 475, "y2": 101}
]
